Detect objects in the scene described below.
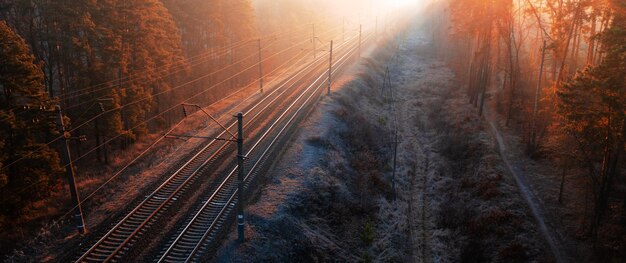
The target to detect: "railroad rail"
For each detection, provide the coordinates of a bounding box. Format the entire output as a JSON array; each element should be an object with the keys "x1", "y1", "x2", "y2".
[
  {"x1": 75, "y1": 27, "x2": 371, "y2": 263},
  {"x1": 156, "y1": 34, "x2": 369, "y2": 262}
]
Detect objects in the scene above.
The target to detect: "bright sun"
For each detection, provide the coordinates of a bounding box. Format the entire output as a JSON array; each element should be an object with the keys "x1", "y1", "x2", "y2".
[{"x1": 391, "y1": 0, "x2": 422, "y2": 7}]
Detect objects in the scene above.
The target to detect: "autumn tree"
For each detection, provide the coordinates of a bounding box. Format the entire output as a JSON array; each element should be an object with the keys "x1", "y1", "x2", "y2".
[
  {"x1": 162, "y1": 0, "x2": 258, "y2": 105},
  {"x1": 449, "y1": 0, "x2": 504, "y2": 115},
  {"x1": 557, "y1": 0, "x2": 625, "y2": 241},
  {"x1": 0, "y1": 21, "x2": 63, "y2": 220},
  {"x1": 111, "y1": 0, "x2": 185, "y2": 139}
]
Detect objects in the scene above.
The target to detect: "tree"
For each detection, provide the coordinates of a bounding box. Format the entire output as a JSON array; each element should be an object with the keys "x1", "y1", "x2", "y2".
[
  {"x1": 0, "y1": 20, "x2": 62, "y2": 217},
  {"x1": 222, "y1": 0, "x2": 257, "y2": 42},
  {"x1": 161, "y1": 0, "x2": 258, "y2": 105},
  {"x1": 557, "y1": 0, "x2": 626, "y2": 240},
  {"x1": 113, "y1": 0, "x2": 185, "y2": 139},
  {"x1": 449, "y1": 0, "x2": 501, "y2": 115}
]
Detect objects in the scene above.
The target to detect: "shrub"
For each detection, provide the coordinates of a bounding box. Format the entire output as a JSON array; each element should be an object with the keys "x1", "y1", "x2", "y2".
[
  {"x1": 361, "y1": 251, "x2": 373, "y2": 263},
  {"x1": 468, "y1": 208, "x2": 512, "y2": 236},
  {"x1": 308, "y1": 136, "x2": 334, "y2": 150},
  {"x1": 498, "y1": 241, "x2": 527, "y2": 261},
  {"x1": 361, "y1": 220, "x2": 375, "y2": 245},
  {"x1": 460, "y1": 176, "x2": 476, "y2": 189},
  {"x1": 438, "y1": 131, "x2": 480, "y2": 173},
  {"x1": 368, "y1": 173, "x2": 394, "y2": 200},
  {"x1": 483, "y1": 208, "x2": 513, "y2": 225},
  {"x1": 436, "y1": 198, "x2": 474, "y2": 230},
  {"x1": 460, "y1": 240, "x2": 487, "y2": 263},
  {"x1": 476, "y1": 179, "x2": 500, "y2": 200}
]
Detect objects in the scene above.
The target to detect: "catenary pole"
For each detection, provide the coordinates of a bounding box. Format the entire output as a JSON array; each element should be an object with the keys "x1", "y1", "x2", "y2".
[
  {"x1": 237, "y1": 112, "x2": 245, "y2": 242},
  {"x1": 56, "y1": 105, "x2": 86, "y2": 234},
  {"x1": 258, "y1": 39, "x2": 264, "y2": 93}
]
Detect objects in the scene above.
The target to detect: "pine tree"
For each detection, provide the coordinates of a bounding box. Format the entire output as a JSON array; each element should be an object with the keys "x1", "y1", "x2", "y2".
[
  {"x1": 222, "y1": 0, "x2": 257, "y2": 42},
  {"x1": 0, "y1": 20, "x2": 63, "y2": 216},
  {"x1": 557, "y1": 0, "x2": 626, "y2": 239},
  {"x1": 161, "y1": 0, "x2": 258, "y2": 106},
  {"x1": 110, "y1": 0, "x2": 185, "y2": 139}
]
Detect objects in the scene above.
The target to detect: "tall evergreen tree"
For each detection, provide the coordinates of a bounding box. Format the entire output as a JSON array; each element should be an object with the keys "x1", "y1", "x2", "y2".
[
  {"x1": 558, "y1": 0, "x2": 626, "y2": 239},
  {"x1": 0, "y1": 20, "x2": 62, "y2": 218},
  {"x1": 222, "y1": 0, "x2": 257, "y2": 42},
  {"x1": 113, "y1": 0, "x2": 185, "y2": 138}
]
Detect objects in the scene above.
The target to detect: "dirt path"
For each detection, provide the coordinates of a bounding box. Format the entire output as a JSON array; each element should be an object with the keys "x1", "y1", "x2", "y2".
[
  {"x1": 404, "y1": 125, "x2": 434, "y2": 263},
  {"x1": 484, "y1": 110, "x2": 567, "y2": 263},
  {"x1": 390, "y1": 28, "x2": 440, "y2": 263},
  {"x1": 407, "y1": 149, "x2": 433, "y2": 263}
]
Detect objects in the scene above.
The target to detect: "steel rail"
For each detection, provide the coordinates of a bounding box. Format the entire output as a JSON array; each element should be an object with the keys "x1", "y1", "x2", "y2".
[
  {"x1": 157, "y1": 33, "x2": 368, "y2": 263},
  {"x1": 75, "y1": 32, "x2": 346, "y2": 263}
]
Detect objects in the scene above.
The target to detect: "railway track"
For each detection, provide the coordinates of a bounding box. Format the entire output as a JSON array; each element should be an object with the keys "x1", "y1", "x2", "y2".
[
  {"x1": 156, "y1": 34, "x2": 368, "y2": 263},
  {"x1": 75, "y1": 27, "x2": 371, "y2": 263}
]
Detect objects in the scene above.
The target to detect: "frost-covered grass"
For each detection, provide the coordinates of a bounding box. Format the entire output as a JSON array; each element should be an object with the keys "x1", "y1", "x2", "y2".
[
  {"x1": 216, "y1": 32, "x2": 413, "y2": 263},
  {"x1": 216, "y1": 21, "x2": 548, "y2": 263},
  {"x1": 427, "y1": 85, "x2": 548, "y2": 262}
]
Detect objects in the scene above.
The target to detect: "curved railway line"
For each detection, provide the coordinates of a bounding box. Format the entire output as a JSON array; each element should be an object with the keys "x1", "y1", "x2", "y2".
[{"x1": 75, "y1": 28, "x2": 372, "y2": 263}]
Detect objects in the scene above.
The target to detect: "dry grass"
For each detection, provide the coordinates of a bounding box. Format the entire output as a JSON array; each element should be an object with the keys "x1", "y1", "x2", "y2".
[
  {"x1": 428, "y1": 88, "x2": 546, "y2": 261},
  {"x1": 219, "y1": 34, "x2": 413, "y2": 262}
]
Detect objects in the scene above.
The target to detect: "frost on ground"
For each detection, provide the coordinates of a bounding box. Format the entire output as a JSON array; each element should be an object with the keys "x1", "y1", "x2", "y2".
[{"x1": 215, "y1": 24, "x2": 548, "y2": 262}]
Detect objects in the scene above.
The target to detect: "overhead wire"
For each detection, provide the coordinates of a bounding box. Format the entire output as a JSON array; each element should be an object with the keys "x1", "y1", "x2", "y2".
[
  {"x1": 0, "y1": 27, "x2": 322, "y2": 172},
  {"x1": 0, "y1": 18, "x2": 335, "y2": 124},
  {"x1": 62, "y1": 26, "x2": 319, "y2": 111},
  {"x1": 3, "y1": 16, "x2": 367, "y2": 253},
  {"x1": 1, "y1": 24, "x2": 344, "y2": 195},
  {"x1": 57, "y1": 18, "x2": 334, "y2": 101},
  {"x1": 43, "y1": 25, "x2": 345, "y2": 226}
]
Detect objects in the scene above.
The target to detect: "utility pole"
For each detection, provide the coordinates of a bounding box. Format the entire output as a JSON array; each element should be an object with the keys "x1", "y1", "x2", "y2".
[
  {"x1": 385, "y1": 67, "x2": 397, "y2": 200},
  {"x1": 359, "y1": 24, "x2": 362, "y2": 58},
  {"x1": 56, "y1": 105, "x2": 86, "y2": 234},
  {"x1": 103, "y1": 133, "x2": 108, "y2": 164},
  {"x1": 392, "y1": 130, "x2": 398, "y2": 201},
  {"x1": 328, "y1": 41, "x2": 333, "y2": 95},
  {"x1": 258, "y1": 39, "x2": 263, "y2": 93},
  {"x1": 236, "y1": 112, "x2": 245, "y2": 243},
  {"x1": 95, "y1": 104, "x2": 103, "y2": 163},
  {"x1": 176, "y1": 105, "x2": 242, "y2": 242},
  {"x1": 95, "y1": 98, "x2": 113, "y2": 164}
]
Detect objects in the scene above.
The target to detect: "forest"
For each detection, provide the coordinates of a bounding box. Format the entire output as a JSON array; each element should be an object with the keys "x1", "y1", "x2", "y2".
[
  {"x1": 1, "y1": 0, "x2": 624, "y2": 261},
  {"x1": 0, "y1": 0, "x2": 358, "y2": 255},
  {"x1": 432, "y1": 0, "x2": 625, "y2": 258}
]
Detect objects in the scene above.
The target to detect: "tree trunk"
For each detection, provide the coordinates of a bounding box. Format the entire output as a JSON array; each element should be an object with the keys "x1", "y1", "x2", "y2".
[
  {"x1": 571, "y1": 20, "x2": 582, "y2": 73},
  {"x1": 505, "y1": 27, "x2": 517, "y2": 126},
  {"x1": 622, "y1": 190, "x2": 626, "y2": 225},
  {"x1": 478, "y1": 33, "x2": 491, "y2": 116},
  {"x1": 587, "y1": 15, "x2": 597, "y2": 66},
  {"x1": 559, "y1": 165, "x2": 566, "y2": 204},
  {"x1": 592, "y1": 117, "x2": 625, "y2": 242},
  {"x1": 95, "y1": 117, "x2": 102, "y2": 162},
  {"x1": 555, "y1": 6, "x2": 581, "y2": 89},
  {"x1": 529, "y1": 41, "x2": 546, "y2": 153},
  {"x1": 595, "y1": 16, "x2": 611, "y2": 65}
]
